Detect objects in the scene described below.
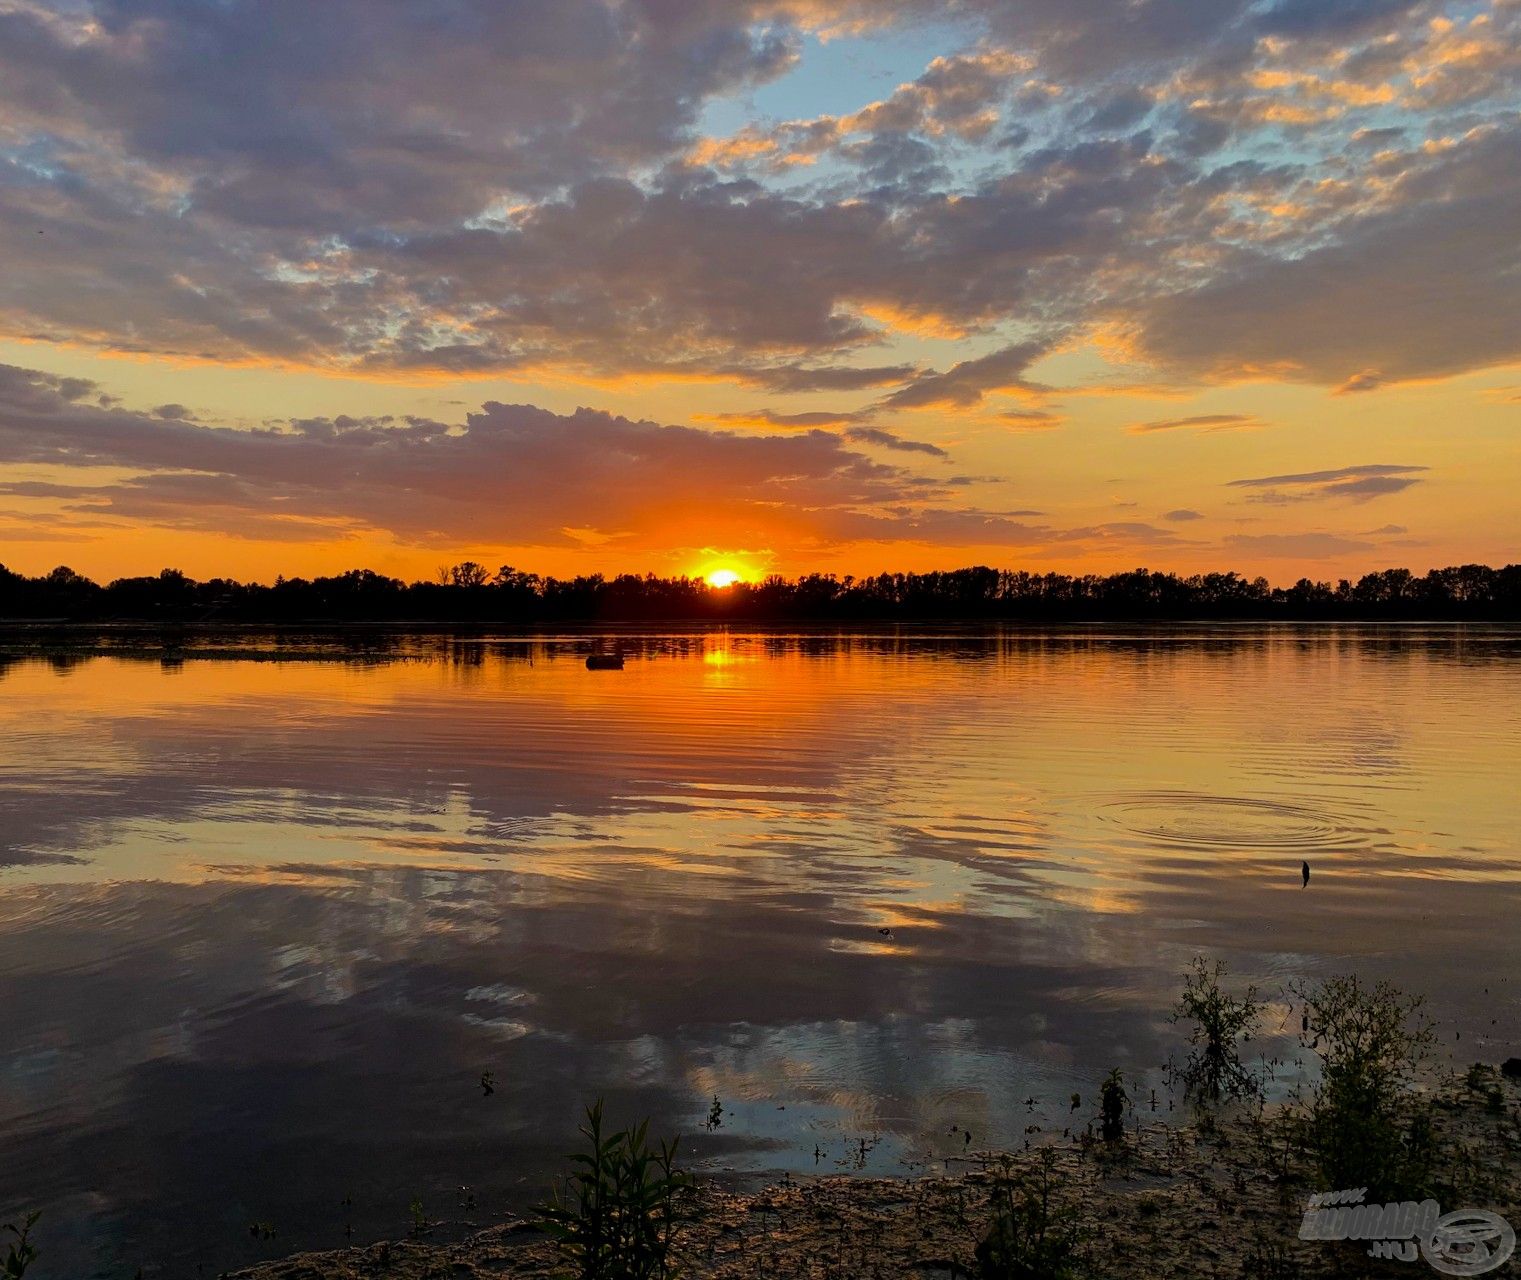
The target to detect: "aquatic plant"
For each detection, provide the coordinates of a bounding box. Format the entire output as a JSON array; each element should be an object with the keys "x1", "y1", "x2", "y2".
[
  {"x1": 1099, "y1": 1069, "x2": 1128, "y2": 1143},
  {"x1": 537, "y1": 1099, "x2": 690, "y2": 1280},
  {"x1": 2, "y1": 1212, "x2": 39, "y2": 1279},
  {"x1": 1289, "y1": 973, "x2": 1435, "y2": 1199},
  {"x1": 975, "y1": 1150, "x2": 1080, "y2": 1280},
  {"x1": 1172, "y1": 956, "x2": 1264, "y2": 1102},
  {"x1": 1464, "y1": 1061, "x2": 1506, "y2": 1112}
]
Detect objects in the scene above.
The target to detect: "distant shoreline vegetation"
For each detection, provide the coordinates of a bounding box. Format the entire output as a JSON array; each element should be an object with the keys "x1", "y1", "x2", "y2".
[{"x1": 3, "y1": 561, "x2": 1520, "y2": 624}]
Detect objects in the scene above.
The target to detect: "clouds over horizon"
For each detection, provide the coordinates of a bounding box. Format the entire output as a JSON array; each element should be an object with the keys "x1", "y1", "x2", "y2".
[
  {"x1": 0, "y1": 361, "x2": 1075, "y2": 553},
  {"x1": 0, "y1": 358, "x2": 1446, "y2": 575}
]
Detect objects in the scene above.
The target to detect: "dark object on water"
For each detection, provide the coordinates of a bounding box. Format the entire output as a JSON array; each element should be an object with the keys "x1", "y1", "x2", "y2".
[
  {"x1": 1302, "y1": 860, "x2": 1310, "y2": 887},
  {"x1": 480, "y1": 1071, "x2": 495, "y2": 1096},
  {"x1": 586, "y1": 653, "x2": 624, "y2": 670},
  {"x1": 1501, "y1": 1058, "x2": 1521, "y2": 1079}
]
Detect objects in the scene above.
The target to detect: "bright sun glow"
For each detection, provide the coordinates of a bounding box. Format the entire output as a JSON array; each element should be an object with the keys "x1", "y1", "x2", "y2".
[{"x1": 705, "y1": 568, "x2": 742, "y2": 588}]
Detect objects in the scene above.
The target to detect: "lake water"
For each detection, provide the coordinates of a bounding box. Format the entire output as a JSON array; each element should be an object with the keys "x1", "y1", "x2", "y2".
[{"x1": 2, "y1": 627, "x2": 1519, "y2": 1276}]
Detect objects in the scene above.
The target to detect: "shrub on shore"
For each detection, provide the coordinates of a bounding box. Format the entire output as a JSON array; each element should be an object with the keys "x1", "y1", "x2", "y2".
[
  {"x1": 975, "y1": 1150, "x2": 1081, "y2": 1280},
  {"x1": 1288, "y1": 973, "x2": 1436, "y2": 1200},
  {"x1": 536, "y1": 1100, "x2": 690, "y2": 1280}
]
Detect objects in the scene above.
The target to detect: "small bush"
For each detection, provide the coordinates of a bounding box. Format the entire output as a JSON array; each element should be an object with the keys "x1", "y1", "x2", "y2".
[
  {"x1": 1290, "y1": 973, "x2": 1435, "y2": 1199},
  {"x1": 407, "y1": 1197, "x2": 428, "y2": 1237},
  {"x1": 1173, "y1": 957, "x2": 1263, "y2": 1102},
  {"x1": 975, "y1": 1150, "x2": 1080, "y2": 1280},
  {"x1": 2, "y1": 1212, "x2": 39, "y2": 1279},
  {"x1": 1464, "y1": 1062, "x2": 1505, "y2": 1112},
  {"x1": 1099, "y1": 1069, "x2": 1128, "y2": 1143},
  {"x1": 537, "y1": 1099, "x2": 690, "y2": 1280}
]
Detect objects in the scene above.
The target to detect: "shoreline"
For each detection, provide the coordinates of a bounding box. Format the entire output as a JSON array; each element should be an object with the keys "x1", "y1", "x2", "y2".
[{"x1": 232, "y1": 1067, "x2": 1521, "y2": 1279}]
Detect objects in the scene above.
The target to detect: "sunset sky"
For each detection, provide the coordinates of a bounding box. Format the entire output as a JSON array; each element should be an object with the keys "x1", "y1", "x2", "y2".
[{"x1": 1, "y1": 0, "x2": 1518, "y2": 584}]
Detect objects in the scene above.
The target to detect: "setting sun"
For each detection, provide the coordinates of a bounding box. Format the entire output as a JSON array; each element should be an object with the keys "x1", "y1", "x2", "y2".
[{"x1": 704, "y1": 568, "x2": 742, "y2": 589}]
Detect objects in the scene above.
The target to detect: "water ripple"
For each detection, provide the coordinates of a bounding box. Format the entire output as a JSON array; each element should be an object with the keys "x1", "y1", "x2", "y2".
[{"x1": 1097, "y1": 791, "x2": 1372, "y2": 852}]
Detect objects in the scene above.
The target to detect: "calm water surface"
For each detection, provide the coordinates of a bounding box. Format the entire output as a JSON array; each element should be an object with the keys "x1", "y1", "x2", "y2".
[{"x1": 1, "y1": 627, "x2": 1519, "y2": 1275}]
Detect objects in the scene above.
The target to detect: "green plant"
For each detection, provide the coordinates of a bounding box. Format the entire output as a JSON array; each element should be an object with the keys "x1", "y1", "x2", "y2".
[
  {"x1": 1289, "y1": 973, "x2": 1435, "y2": 1199},
  {"x1": 1464, "y1": 1062, "x2": 1505, "y2": 1112},
  {"x1": 2, "y1": 1212, "x2": 39, "y2": 1279},
  {"x1": 1173, "y1": 957, "x2": 1263, "y2": 1102},
  {"x1": 975, "y1": 1151, "x2": 1080, "y2": 1280},
  {"x1": 408, "y1": 1197, "x2": 429, "y2": 1237},
  {"x1": 1099, "y1": 1069, "x2": 1128, "y2": 1143},
  {"x1": 537, "y1": 1099, "x2": 690, "y2": 1280}
]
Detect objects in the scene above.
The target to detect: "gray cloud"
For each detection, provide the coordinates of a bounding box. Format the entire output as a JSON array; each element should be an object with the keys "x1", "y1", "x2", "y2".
[
  {"x1": 1128, "y1": 413, "x2": 1258, "y2": 434},
  {"x1": 842, "y1": 427, "x2": 948, "y2": 456},
  {"x1": 1224, "y1": 532, "x2": 1377, "y2": 558},
  {"x1": 1136, "y1": 125, "x2": 1521, "y2": 389},
  {"x1": 1229, "y1": 463, "x2": 1427, "y2": 487},
  {"x1": 0, "y1": 134, "x2": 1181, "y2": 380},
  {"x1": 880, "y1": 342, "x2": 1053, "y2": 410},
  {"x1": 1227, "y1": 463, "x2": 1428, "y2": 505},
  {"x1": 998, "y1": 409, "x2": 1065, "y2": 430},
  {"x1": 0, "y1": 0, "x2": 797, "y2": 228}
]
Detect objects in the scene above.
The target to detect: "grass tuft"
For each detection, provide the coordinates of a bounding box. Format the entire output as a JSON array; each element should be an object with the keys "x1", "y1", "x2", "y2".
[{"x1": 537, "y1": 1099, "x2": 690, "y2": 1280}]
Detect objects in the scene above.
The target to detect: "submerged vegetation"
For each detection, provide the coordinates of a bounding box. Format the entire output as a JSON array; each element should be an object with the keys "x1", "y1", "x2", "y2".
[
  {"x1": 5, "y1": 561, "x2": 1521, "y2": 623},
  {"x1": 1172, "y1": 956, "x2": 1264, "y2": 1103}
]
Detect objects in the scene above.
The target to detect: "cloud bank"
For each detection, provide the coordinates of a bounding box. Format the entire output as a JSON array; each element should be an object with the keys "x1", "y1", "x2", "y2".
[{"x1": 0, "y1": 0, "x2": 1516, "y2": 402}]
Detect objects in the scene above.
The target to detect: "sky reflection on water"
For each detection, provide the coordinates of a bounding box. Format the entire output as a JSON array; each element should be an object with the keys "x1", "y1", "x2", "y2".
[{"x1": 1, "y1": 627, "x2": 1519, "y2": 1276}]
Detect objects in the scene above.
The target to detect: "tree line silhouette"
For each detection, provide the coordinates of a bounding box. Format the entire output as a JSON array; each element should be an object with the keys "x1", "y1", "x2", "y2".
[{"x1": 3, "y1": 561, "x2": 1520, "y2": 623}]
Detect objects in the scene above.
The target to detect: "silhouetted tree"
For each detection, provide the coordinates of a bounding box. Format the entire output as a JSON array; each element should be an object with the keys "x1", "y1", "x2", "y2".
[{"x1": 2, "y1": 561, "x2": 1519, "y2": 624}]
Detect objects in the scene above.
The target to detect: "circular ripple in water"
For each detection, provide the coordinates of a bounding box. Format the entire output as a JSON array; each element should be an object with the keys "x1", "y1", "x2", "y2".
[{"x1": 1098, "y1": 792, "x2": 1369, "y2": 852}]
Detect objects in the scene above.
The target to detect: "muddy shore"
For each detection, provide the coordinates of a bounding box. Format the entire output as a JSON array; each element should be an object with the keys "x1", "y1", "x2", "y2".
[{"x1": 232, "y1": 1067, "x2": 1521, "y2": 1279}]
